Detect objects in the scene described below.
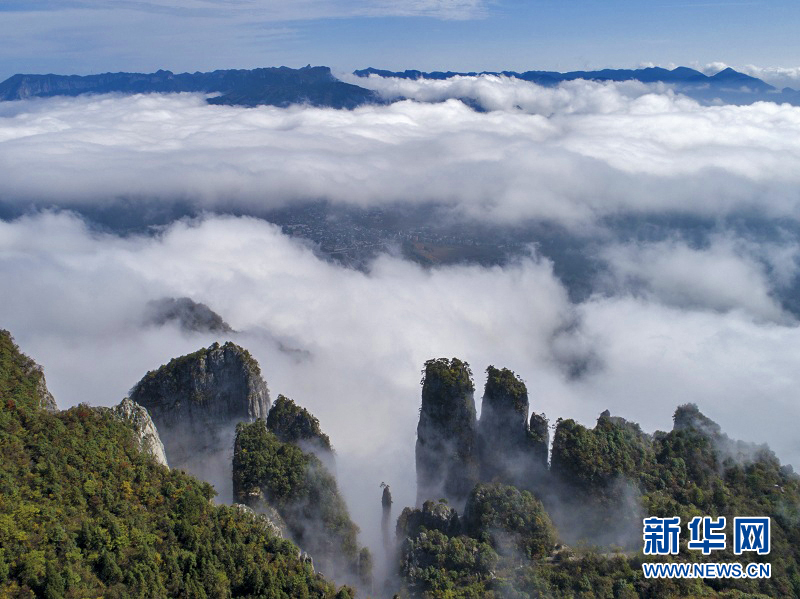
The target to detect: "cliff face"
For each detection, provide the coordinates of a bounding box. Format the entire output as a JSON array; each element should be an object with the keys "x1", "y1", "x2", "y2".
[
  {"x1": 129, "y1": 341, "x2": 270, "y2": 499},
  {"x1": 131, "y1": 341, "x2": 269, "y2": 428},
  {"x1": 478, "y1": 366, "x2": 530, "y2": 483},
  {"x1": 32, "y1": 364, "x2": 57, "y2": 413},
  {"x1": 415, "y1": 358, "x2": 479, "y2": 507},
  {"x1": 109, "y1": 398, "x2": 169, "y2": 467},
  {"x1": 232, "y1": 503, "x2": 287, "y2": 540},
  {"x1": 528, "y1": 411, "x2": 549, "y2": 470}
]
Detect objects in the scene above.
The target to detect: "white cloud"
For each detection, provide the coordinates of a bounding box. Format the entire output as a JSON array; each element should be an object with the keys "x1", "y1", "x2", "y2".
[
  {"x1": 699, "y1": 61, "x2": 800, "y2": 88},
  {"x1": 599, "y1": 236, "x2": 796, "y2": 322},
  {"x1": 740, "y1": 65, "x2": 800, "y2": 89},
  {"x1": 346, "y1": 72, "x2": 666, "y2": 115},
  {"x1": 2, "y1": 83, "x2": 800, "y2": 226},
  {"x1": 701, "y1": 61, "x2": 731, "y2": 76},
  {"x1": 572, "y1": 295, "x2": 800, "y2": 467}
]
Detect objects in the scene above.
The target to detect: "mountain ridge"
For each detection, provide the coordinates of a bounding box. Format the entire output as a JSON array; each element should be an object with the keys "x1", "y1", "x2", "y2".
[
  {"x1": 2, "y1": 64, "x2": 798, "y2": 108},
  {"x1": 353, "y1": 64, "x2": 774, "y2": 87},
  {"x1": 0, "y1": 65, "x2": 380, "y2": 109}
]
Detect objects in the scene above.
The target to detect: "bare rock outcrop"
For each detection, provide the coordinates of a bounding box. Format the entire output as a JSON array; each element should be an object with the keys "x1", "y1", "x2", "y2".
[
  {"x1": 110, "y1": 398, "x2": 169, "y2": 467},
  {"x1": 232, "y1": 503, "x2": 287, "y2": 539},
  {"x1": 33, "y1": 366, "x2": 57, "y2": 413}
]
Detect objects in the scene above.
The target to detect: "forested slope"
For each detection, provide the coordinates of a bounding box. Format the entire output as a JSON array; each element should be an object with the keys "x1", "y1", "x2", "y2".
[{"x1": 0, "y1": 330, "x2": 353, "y2": 599}]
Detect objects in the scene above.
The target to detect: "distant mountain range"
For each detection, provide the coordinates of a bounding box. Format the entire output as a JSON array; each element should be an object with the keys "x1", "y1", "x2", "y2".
[
  {"x1": 355, "y1": 65, "x2": 800, "y2": 105},
  {"x1": 0, "y1": 65, "x2": 378, "y2": 108},
  {"x1": 1, "y1": 64, "x2": 798, "y2": 108},
  {"x1": 355, "y1": 65, "x2": 770, "y2": 88}
]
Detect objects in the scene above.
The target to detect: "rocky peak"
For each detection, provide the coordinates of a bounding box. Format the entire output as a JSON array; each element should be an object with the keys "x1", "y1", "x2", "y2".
[
  {"x1": 672, "y1": 403, "x2": 722, "y2": 436},
  {"x1": 144, "y1": 296, "x2": 233, "y2": 334},
  {"x1": 267, "y1": 394, "x2": 333, "y2": 456},
  {"x1": 478, "y1": 366, "x2": 529, "y2": 480},
  {"x1": 415, "y1": 357, "x2": 478, "y2": 506},
  {"x1": 476, "y1": 366, "x2": 550, "y2": 485},
  {"x1": 130, "y1": 341, "x2": 270, "y2": 427},
  {"x1": 550, "y1": 411, "x2": 653, "y2": 494},
  {"x1": 481, "y1": 366, "x2": 528, "y2": 428},
  {"x1": 129, "y1": 341, "x2": 271, "y2": 500},
  {"x1": 381, "y1": 483, "x2": 394, "y2": 561},
  {"x1": 396, "y1": 500, "x2": 461, "y2": 539},
  {"x1": 233, "y1": 418, "x2": 366, "y2": 585},
  {"x1": 381, "y1": 484, "x2": 393, "y2": 509}
]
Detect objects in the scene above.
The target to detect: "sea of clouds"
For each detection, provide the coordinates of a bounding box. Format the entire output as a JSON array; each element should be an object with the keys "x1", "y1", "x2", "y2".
[
  {"x1": 2, "y1": 79, "x2": 800, "y2": 224},
  {"x1": 3, "y1": 75, "x2": 800, "y2": 562}
]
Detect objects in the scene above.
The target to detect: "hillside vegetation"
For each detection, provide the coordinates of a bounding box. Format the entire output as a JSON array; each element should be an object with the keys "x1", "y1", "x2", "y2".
[{"x1": 0, "y1": 330, "x2": 352, "y2": 599}]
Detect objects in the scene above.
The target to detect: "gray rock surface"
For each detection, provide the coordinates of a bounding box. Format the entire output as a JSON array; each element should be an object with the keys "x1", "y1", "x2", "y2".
[
  {"x1": 33, "y1": 366, "x2": 58, "y2": 413},
  {"x1": 110, "y1": 398, "x2": 169, "y2": 467},
  {"x1": 529, "y1": 411, "x2": 550, "y2": 470},
  {"x1": 232, "y1": 503, "x2": 286, "y2": 539}
]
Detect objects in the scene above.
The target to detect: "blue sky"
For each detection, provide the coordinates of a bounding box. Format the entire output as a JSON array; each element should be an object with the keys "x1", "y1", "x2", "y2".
[{"x1": 0, "y1": 1, "x2": 799, "y2": 81}]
